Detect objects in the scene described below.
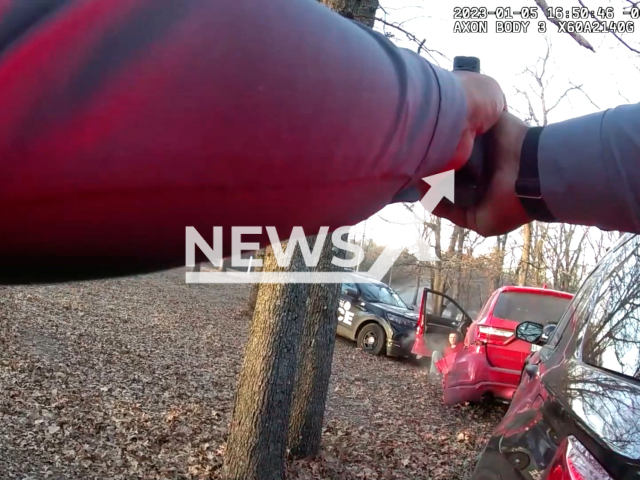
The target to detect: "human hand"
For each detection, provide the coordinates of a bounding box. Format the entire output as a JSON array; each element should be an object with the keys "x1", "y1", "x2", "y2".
[
  {"x1": 434, "y1": 111, "x2": 534, "y2": 237},
  {"x1": 448, "y1": 70, "x2": 507, "y2": 171}
]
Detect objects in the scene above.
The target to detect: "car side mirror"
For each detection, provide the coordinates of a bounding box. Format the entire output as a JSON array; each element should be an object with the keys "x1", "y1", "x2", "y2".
[
  {"x1": 456, "y1": 313, "x2": 463, "y2": 322},
  {"x1": 515, "y1": 321, "x2": 544, "y2": 344},
  {"x1": 407, "y1": 305, "x2": 414, "y2": 311},
  {"x1": 344, "y1": 287, "x2": 359, "y2": 299},
  {"x1": 541, "y1": 324, "x2": 557, "y2": 342}
]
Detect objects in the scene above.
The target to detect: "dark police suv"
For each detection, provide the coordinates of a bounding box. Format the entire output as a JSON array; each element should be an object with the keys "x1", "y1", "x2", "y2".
[
  {"x1": 336, "y1": 272, "x2": 419, "y2": 357},
  {"x1": 471, "y1": 232, "x2": 640, "y2": 480}
]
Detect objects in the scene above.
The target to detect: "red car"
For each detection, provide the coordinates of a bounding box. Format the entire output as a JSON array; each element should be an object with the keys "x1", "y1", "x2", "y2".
[
  {"x1": 441, "y1": 285, "x2": 574, "y2": 405},
  {"x1": 471, "y1": 233, "x2": 640, "y2": 480}
]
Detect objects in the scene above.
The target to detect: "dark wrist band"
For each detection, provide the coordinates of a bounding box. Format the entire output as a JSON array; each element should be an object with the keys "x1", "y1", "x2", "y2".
[{"x1": 515, "y1": 126, "x2": 557, "y2": 222}]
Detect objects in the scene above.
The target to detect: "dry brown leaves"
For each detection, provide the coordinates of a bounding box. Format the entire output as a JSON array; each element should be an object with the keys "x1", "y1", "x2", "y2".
[{"x1": 0, "y1": 268, "x2": 505, "y2": 480}]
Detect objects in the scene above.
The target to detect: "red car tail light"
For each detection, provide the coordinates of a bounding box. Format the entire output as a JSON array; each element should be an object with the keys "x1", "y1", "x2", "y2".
[
  {"x1": 476, "y1": 325, "x2": 514, "y2": 345},
  {"x1": 547, "y1": 436, "x2": 613, "y2": 480}
]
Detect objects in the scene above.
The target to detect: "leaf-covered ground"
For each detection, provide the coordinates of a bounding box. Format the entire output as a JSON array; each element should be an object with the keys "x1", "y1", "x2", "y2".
[{"x1": 0, "y1": 268, "x2": 506, "y2": 480}]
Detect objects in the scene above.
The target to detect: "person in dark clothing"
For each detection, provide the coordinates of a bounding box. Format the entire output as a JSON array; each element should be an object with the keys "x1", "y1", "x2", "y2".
[{"x1": 0, "y1": 0, "x2": 637, "y2": 284}]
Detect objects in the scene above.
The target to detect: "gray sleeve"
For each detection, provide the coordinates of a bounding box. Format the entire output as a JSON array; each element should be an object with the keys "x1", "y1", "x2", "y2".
[
  {"x1": 353, "y1": 21, "x2": 468, "y2": 182},
  {"x1": 539, "y1": 103, "x2": 640, "y2": 233}
]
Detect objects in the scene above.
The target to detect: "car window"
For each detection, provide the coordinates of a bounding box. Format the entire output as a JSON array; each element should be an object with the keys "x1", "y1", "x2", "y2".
[
  {"x1": 476, "y1": 291, "x2": 496, "y2": 321},
  {"x1": 359, "y1": 283, "x2": 408, "y2": 309},
  {"x1": 545, "y1": 270, "x2": 600, "y2": 350},
  {"x1": 492, "y1": 291, "x2": 571, "y2": 326},
  {"x1": 582, "y1": 236, "x2": 640, "y2": 380},
  {"x1": 341, "y1": 282, "x2": 357, "y2": 295},
  {"x1": 442, "y1": 301, "x2": 468, "y2": 325},
  {"x1": 441, "y1": 302, "x2": 457, "y2": 318}
]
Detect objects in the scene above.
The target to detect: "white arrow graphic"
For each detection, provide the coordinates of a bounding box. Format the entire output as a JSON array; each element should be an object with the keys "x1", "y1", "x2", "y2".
[
  {"x1": 364, "y1": 171, "x2": 453, "y2": 279},
  {"x1": 420, "y1": 170, "x2": 455, "y2": 213}
]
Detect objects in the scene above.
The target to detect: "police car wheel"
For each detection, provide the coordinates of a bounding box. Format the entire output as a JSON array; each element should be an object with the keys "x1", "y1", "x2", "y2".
[{"x1": 357, "y1": 323, "x2": 386, "y2": 356}]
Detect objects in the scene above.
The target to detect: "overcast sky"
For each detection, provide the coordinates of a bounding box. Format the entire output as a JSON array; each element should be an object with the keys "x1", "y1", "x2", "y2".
[{"x1": 350, "y1": 0, "x2": 640, "y2": 262}]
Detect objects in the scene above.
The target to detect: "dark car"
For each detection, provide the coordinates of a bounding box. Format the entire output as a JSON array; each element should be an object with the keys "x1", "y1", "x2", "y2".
[
  {"x1": 471, "y1": 233, "x2": 640, "y2": 480},
  {"x1": 336, "y1": 273, "x2": 419, "y2": 357}
]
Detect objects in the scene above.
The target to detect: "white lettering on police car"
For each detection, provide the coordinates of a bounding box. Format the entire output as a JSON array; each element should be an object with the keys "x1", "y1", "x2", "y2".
[{"x1": 338, "y1": 300, "x2": 355, "y2": 326}]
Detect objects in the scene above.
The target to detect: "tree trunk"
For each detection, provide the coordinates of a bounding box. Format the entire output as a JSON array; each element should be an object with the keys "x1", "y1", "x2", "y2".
[
  {"x1": 431, "y1": 269, "x2": 446, "y2": 315},
  {"x1": 247, "y1": 283, "x2": 260, "y2": 315},
  {"x1": 492, "y1": 234, "x2": 507, "y2": 290},
  {"x1": 429, "y1": 216, "x2": 446, "y2": 314},
  {"x1": 518, "y1": 223, "x2": 532, "y2": 286},
  {"x1": 448, "y1": 227, "x2": 464, "y2": 300},
  {"x1": 223, "y1": 242, "x2": 309, "y2": 480},
  {"x1": 533, "y1": 223, "x2": 547, "y2": 286},
  {"x1": 411, "y1": 264, "x2": 423, "y2": 307},
  {"x1": 287, "y1": 235, "x2": 344, "y2": 457},
  {"x1": 283, "y1": 0, "x2": 379, "y2": 460},
  {"x1": 246, "y1": 250, "x2": 265, "y2": 315}
]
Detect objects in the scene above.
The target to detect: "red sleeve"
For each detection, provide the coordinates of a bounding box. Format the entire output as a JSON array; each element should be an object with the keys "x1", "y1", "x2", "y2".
[{"x1": 0, "y1": 0, "x2": 467, "y2": 283}]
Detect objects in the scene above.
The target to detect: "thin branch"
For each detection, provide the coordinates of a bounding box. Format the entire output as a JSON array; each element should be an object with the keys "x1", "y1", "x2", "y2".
[
  {"x1": 538, "y1": 39, "x2": 551, "y2": 125},
  {"x1": 515, "y1": 88, "x2": 540, "y2": 126},
  {"x1": 546, "y1": 84, "x2": 584, "y2": 114},
  {"x1": 568, "y1": 81, "x2": 601, "y2": 110},
  {"x1": 539, "y1": 37, "x2": 550, "y2": 86},
  {"x1": 577, "y1": 0, "x2": 640, "y2": 55},
  {"x1": 370, "y1": 16, "x2": 449, "y2": 63},
  {"x1": 533, "y1": 0, "x2": 595, "y2": 52},
  {"x1": 517, "y1": 41, "x2": 599, "y2": 129},
  {"x1": 624, "y1": 0, "x2": 639, "y2": 7},
  {"x1": 619, "y1": 90, "x2": 631, "y2": 103},
  {"x1": 397, "y1": 15, "x2": 423, "y2": 27}
]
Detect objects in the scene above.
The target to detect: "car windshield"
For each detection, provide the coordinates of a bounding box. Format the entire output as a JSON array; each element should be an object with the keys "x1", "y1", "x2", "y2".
[
  {"x1": 492, "y1": 292, "x2": 571, "y2": 325},
  {"x1": 359, "y1": 283, "x2": 409, "y2": 309}
]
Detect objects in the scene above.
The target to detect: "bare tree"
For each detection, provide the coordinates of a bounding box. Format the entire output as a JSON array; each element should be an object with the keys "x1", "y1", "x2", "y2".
[
  {"x1": 223, "y1": 243, "x2": 310, "y2": 480},
  {"x1": 512, "y1": 38, "x2": 598, "y2": 289},
  {"x1": 492, "y1": 234, "x2": 509, "y2": 290},
  {"x1": 287, "y1": 235, "x2": 346, "y2": 457},
  {"x1": 587, "y1": 229, "x2": 621, "y2": 264},
  {"x1": 288, "y1": 0, "x2": 380, "y2": 460},
  {"x1": 532, "y1": 222, "x2": 549, "y2": 286},
  {"x1": 517, "y1": 224, "x2": 533, "y2": 286},
  {"x1": 545, "y1": 224, "x2": 588, "y2": 291}
]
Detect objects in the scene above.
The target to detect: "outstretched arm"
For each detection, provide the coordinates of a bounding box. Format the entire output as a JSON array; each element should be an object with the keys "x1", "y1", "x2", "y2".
[
  {"x1": 540, "y1": 103, "x2": 640, "y2": 233},
  {"x1": 0, "y1": 0, "x2": 492, "y2": 283}
]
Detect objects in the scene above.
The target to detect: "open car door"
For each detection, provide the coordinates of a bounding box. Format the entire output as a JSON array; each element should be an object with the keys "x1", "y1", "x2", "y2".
[{"x1": 411, "y1": 288, "x2": 472, "y2": 358}]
